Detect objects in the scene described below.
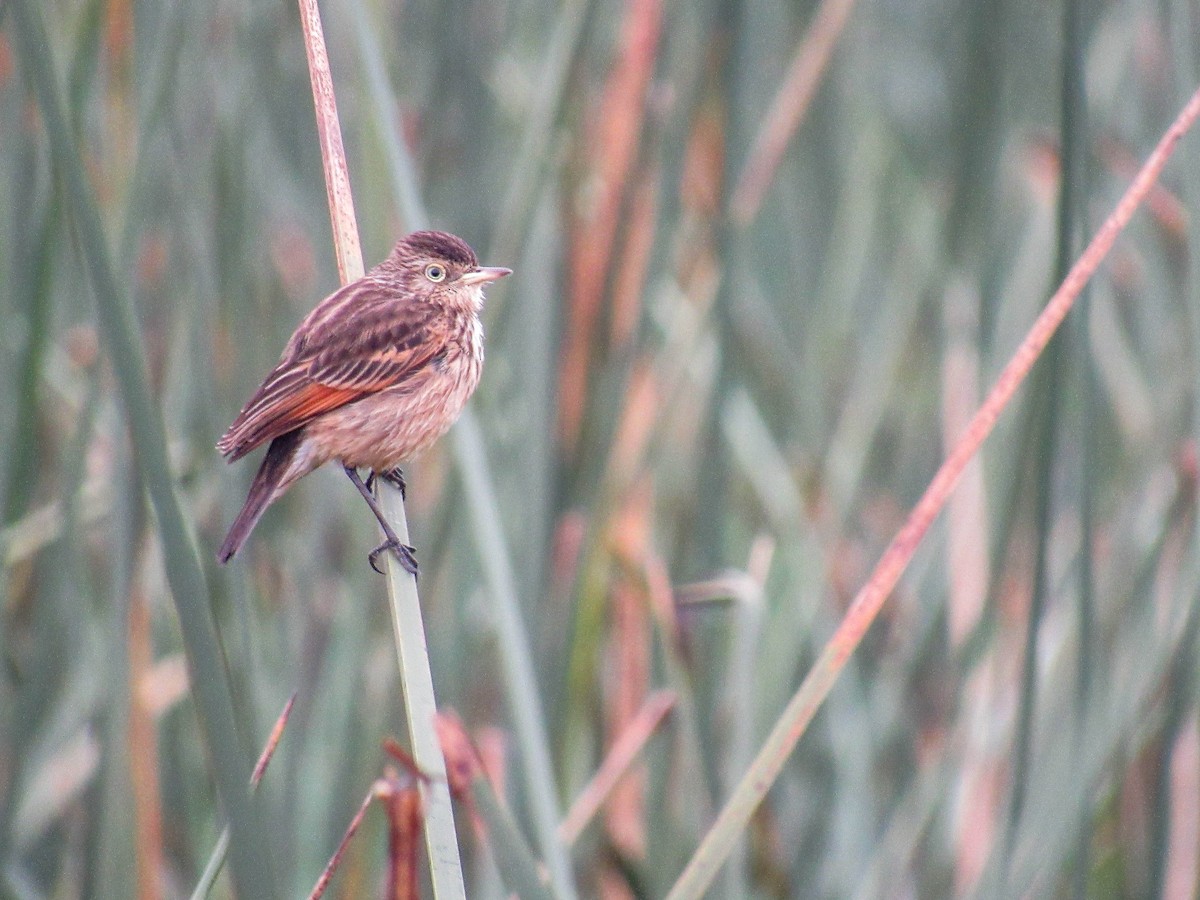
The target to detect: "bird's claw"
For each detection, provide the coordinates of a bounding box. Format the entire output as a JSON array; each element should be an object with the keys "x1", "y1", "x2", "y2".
[
  {"x1": 364, "y1": 468, "x2": 406, "y2": 500},
  {"x1": 380, "y1": 467, "x2": 407, "y2": 499},
  {"x1": 369, "y1": 538, "x2": 419, "y2": 576}
]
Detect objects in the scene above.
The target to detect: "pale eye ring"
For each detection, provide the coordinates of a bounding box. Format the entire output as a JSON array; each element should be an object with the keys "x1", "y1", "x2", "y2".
[{"x1": 425, "y1": 263, "x2": 447, "y2": 282}]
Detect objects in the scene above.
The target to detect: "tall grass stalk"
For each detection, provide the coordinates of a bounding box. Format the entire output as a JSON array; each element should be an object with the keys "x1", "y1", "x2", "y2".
[
  {"x1": 297, "y1": 0, "x2": 464, "y2": 893},
  {"x1": 350, "y1": 6, "x2": 577, "y2": 894}
]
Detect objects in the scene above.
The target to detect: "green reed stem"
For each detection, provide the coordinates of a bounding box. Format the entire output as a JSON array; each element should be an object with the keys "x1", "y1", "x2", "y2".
[{"x1": 6, "y1": 1, "x2": 276, "y2": 897}]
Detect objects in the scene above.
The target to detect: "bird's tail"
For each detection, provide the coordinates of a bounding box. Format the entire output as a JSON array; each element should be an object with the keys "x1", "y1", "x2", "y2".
[{"x1": 217, "y1": 431, "x2": 302, "y2": 564}]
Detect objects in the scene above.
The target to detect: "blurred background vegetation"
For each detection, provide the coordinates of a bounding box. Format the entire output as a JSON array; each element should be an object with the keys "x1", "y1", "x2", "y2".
[{"x1": 3, "y1": 0, "x2": 1200, "y2": 896}]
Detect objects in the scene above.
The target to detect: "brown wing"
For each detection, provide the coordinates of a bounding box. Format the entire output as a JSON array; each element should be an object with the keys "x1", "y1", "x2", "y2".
[{"x1": 217, "y1": 294, "x2": 446, "y2": 461}]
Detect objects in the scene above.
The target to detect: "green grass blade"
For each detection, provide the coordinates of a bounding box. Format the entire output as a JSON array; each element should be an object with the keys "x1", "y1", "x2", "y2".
[
  {"x1": 6, "y1": 2, "x2": 276, "y2": 896},
  {"x1": 377, "y1": 489, "x2": 467, "y2": 897}
]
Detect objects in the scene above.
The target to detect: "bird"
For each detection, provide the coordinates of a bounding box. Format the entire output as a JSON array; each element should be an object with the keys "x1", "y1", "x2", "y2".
[{"x1": 215, "y1": 230, "x2": 511, "y2": 573}]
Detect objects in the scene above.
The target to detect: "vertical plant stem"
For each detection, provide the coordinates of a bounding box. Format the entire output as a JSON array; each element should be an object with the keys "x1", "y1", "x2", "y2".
[
  {"x1": 6, "y1": 1, "x2": 276, "y2": 897},
  {"x1": 490, "y1": 0, "x2": 593, "y2": 266},
  {"x1": 2, "y1": 175, "x2": 56, "y2": 524},
  {"x1": 295, "y1": 0, "x2": 465, "y2": 893},
  {"x1": 454, "y1": 415, "x2": 578, "y2": 899},
  {"x1": 1054, "y1": 0, "x2": 1096, "y2": 894},
  {"x1": 380, "y1": 493, "x2": 467, "y2": 893},
  {"x1": 349, "y1": 7, "x2": 577, "y2": 893},
  {"x1": 298, "y1": 0, "x2": 362, "y2": 283},
  {"x1": 1009, "y1": 0, "x2": 1088, "y2": 862}
]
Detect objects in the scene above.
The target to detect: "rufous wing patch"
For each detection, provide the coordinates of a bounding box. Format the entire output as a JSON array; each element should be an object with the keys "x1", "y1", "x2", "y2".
[{"x1": 218, "y1": 374, "x2": 361, "y2": 461}]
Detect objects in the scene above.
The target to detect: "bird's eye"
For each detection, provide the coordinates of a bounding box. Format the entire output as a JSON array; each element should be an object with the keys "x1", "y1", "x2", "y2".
[{"x1": 425, "y1": 264, "x2": 447, "y2": 282}]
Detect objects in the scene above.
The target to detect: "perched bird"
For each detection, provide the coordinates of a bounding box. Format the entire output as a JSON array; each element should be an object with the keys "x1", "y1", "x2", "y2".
[{"x1": 216, "y1": 230, "x2": 511, "y2": 573}]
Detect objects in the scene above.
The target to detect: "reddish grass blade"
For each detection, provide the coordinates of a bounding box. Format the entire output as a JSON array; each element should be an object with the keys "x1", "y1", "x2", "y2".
[
  {"x1": 307, "y1": 783, "x2": 382, "y2": 900},
  {"x1": 559, "y1": 689, "x2": 676, "y2": 845},
  {"x1": 385, "y1": 782, "x2": 425, "y2": 900},
  {"x1": 297, "y1": 0, "x2": 363, "y2": 283},
  {"x1": 251, "y1": 693, "x2": 296, "y2": 786},
  {"x1": 559, "y1": 0, "x2": 663, "y2": 452},
  {"x1": 729, "y1": 0, "x2": 859, "y2": 223},
  {"x1": 434, "y1": 712, "x2": 556, "y2": 900}
]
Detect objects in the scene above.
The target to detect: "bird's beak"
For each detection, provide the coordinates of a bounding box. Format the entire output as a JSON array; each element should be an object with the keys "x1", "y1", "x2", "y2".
[{"x1": 461, "y1": 266, "x2": 512, "y2": 286}]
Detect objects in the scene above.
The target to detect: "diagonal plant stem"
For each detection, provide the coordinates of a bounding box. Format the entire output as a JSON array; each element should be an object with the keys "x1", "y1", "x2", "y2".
[
  {"x1": 191, "y1": 695, "x2": 297, "y2": 900},
  {"x1": 296, "y1": 0, "x2": 465, "y2": 894},
  {"x1": 558, "y1": 689, "x2": 676, "y2": 845},
  {"x1": 6, "y1": 3, "x2": 277, "y2": 898},
  {"x1": 729, "y1": 0, "x2": 859, "y2": 223},
  {"x1": 666, "y1": 81, "x2": 1200, "y2": 900}
]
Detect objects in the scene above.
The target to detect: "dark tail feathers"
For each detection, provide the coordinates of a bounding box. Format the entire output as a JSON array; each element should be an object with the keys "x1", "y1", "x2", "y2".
[{"x1": 217, "y1": 431, "x2": 301, "y2": 564}]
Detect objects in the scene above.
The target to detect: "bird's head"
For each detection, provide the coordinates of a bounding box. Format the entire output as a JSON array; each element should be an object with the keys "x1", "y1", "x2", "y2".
[{"x1": 385, "y1": 230, "x2": 511, "y2": 310}]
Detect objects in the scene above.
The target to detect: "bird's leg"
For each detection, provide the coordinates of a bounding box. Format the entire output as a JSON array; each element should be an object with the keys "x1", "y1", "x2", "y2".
[{"x1": 343, "y1": 466, "x2": 418, "y2": 576}]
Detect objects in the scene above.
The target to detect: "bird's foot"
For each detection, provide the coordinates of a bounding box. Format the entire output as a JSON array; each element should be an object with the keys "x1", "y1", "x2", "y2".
[
  {"x1": 364, "y1": 467, "x2": 406, "y2": 500},
  {"x1": 344, "y1": 465, "x2": 417, "y2": 575},
  {"x1": 380, "y1": 467, "x2": 406, "y2": 499},
  {"x1": 369, "y1": 538, "x2": 419, "y2": 576}
]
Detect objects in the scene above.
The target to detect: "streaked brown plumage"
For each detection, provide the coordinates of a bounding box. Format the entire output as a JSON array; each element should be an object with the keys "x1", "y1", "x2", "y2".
[{"x1": 216, "y1": 230, "x2": 510, "y2": 569}]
